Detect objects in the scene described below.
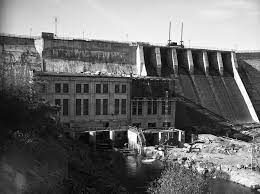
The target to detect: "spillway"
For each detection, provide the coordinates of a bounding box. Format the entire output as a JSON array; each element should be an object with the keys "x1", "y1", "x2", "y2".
[
  {"x1": 140, "y1": 45, "x2": 258, "y2": 125},
  {"x1": 192, "y1": 75, "x2": 220, "y2": 114}
]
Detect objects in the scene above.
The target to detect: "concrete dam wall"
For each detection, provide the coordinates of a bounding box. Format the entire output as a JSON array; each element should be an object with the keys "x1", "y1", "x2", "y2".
[
  {"x1": 42, "y1": 38, "x2": 137, "y2": 75},
  {"x1": 1, "y1": 33, "x2": 258, "y2": 127},
  {"x1": 139, "y1": 46, "x2": 258, "y2": 124},
  {"x1": 237, "y1": 52, "x2": 260, "y2": 118}
]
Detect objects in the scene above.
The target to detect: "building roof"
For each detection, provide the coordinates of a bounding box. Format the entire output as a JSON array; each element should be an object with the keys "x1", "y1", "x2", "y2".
[
  {"x1": 35, "y1": 71, "x2": 132, "y2": 79},
  {"x1": 34, "y1": 71, "x2": 175, "y2": 81}
]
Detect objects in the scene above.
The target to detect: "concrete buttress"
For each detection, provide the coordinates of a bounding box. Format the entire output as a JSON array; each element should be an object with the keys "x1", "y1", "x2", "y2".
[{"x1": 155, "y1": 47, "x2": 162, "y2": 76}]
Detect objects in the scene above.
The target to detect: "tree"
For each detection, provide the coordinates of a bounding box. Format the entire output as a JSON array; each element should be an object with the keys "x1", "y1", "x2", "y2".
[{"x1": 148, "y1": 162, "x2": 207, "y2": 194}]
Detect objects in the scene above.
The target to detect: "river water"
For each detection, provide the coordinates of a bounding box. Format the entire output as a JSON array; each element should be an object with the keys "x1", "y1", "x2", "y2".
[{"x1": 111, "y1": 153, "x2": 259, "y2": 194}]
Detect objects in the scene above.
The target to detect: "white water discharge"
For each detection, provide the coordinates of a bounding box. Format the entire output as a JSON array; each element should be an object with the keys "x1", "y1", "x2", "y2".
[
  {"x1": 136, "y1": 45, "x2": 147, "y2": 76},
  {"x1": 34, "y1": 38, "x2": 43, "y2": 58}
]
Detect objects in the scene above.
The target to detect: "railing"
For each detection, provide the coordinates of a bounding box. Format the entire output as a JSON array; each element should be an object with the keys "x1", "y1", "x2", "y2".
[
  {"x1": 236, "y1": 50, "x2": 260, "y2": 53},
  {"x1": 0, "y1": 32, "x2": 41, "y2": 40},
  {"x1": 186, "y1": 45, "x2": 234, "y2": 52},
  {"x1": 49, "y1": 35, "x2": 135, "y2": 45},
  {"x1": 0, "y1": 32, "x2": 241, "y2": 52}
]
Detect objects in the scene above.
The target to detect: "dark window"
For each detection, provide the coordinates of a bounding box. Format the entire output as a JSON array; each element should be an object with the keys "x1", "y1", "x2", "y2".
[
  {"x1": 162, "y1": 101, "x2": 166, "y2": 115},
  {"x1": 103, "y1": 99, "x2": 108, "y2": 115},
  {"x1": 122, "y1": 85, "x2": 126, "y2": 93},
  {"x1": 132, "y1": 101, "x2": 137, "y2": 115},
  {"x1": 115, "y1": 84, "x2": 120, "y2": 93},
  {"x1": 132, "y1": 123, "x2": 141, "y2": 128},
  {"x1": 55, "y1": 99, "x2": 61, "y2": 106},
  {"x1": 96, "y1": 99, "x2": 101, "y2": 115},
  {"x1": 138, "y1": 101, "x2": 142, "y2": 115},
  {"x1": 63, "y1": 83, "x2": 69, "y2": 93},
  {"x1": 96, "y1": 84, "x2": 101, "y2": 93},
  {"x1": 148, "y1": 123, "x2": 156, "y2": 128},
  {"x1": 76, "y1": 99, "x2": 81, "y2": 116},
  {"x1": 121, "y1": 99, "x2": 126, "y2": 115},
  {"x1": 163, "y1": 122, "x2": 171, "y2": 127},
  {"x1": 103, "y1": 84, "x2": 108, "y2": 93},
  {"x1": 55, "y1": 83, "x2": 61, "y2": 93},
  {"x1": 40, "y1": 83, "x2": 46, "y2": 93},
  {"x1": 168, "y1": 102, "x2": 171, "y2": 115},
  {"x1": 147, "y1": 100, "x2": 152, "y2": 115},
  {"x1": 83, "y1": 99, "x2": 89, "y2": 115},
  {"x1": 104, "y1": 122, "x2": 109, "y2": 128},
  {"x1": 76, "y1": 84, "x2": 81, "y2": 93},
  {"x1": 63, "y1": 99, "x2": 69, "y2": 116},
  {"x1": 115, "y1": 99, "x2": 120, "y2": 115},
  {"x1": 83, "y1": 84, "x2": 89, "y2": 93},
  {"x1": 152, "y1": 100, "x2": 157, "y2": 114}
]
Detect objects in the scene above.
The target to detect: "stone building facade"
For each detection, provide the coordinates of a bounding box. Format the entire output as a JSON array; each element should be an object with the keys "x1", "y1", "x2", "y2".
[
  {"x1": 36, "y1": 72, "x2": 131, "y2": 131},
  {"x1": 36, "y1": 72, "x2": 176, "y2": 132}
]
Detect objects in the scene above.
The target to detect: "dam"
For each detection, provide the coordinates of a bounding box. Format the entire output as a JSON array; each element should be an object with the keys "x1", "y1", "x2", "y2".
[
  {"x1": 137, "y1": 45, "x2": 258, "y2": 126},
  {"x1": 0, "y1": 33, "x2": 259, "y2": 141}
]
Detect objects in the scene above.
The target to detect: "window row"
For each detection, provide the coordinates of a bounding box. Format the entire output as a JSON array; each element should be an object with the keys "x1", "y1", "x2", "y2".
[
  {"x1": 76, "y1": 84, "x2": 89, "y2": 93},
  {"x1": 115, "y1": 84, "x2": 127, "y2": 93},
  {"x1": 55, "y1": 99, "x2": 69, "y2": 116},
  {"x1": 114, "y1": 99, "x2": 127, "y2": 115},
  {"x1": 132, "y1": 101, "x2": 172, "y2": 115},
  {"x1": 96, "y1": 99, "x2": 127, "y2": 115},
  {"x1": 54, "y1": 83, "x2": 127, "y2": 94},
  {"x1": 76, "y1": 99, "x2": 89, "y2": 115},
  {"x1": 132, "y1": 122, "x2": 171, "y2": 128},
  {"x1": 55, "y1": 83, "x2": 69, "y2": 93},
  {"x1": 55, "y1": 98, "x2": 127, "y2": 116}
]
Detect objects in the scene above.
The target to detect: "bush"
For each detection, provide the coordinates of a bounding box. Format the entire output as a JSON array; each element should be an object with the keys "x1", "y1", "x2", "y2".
[
  {"x1": 0, "y1": 89, "x2": 60, "y2": 147},
  {"x1": 148, "y1": 162, "x2": 207, "y2": 194}
]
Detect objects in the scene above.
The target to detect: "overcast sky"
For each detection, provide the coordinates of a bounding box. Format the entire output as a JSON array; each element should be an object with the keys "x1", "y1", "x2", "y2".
[{"x1": 0, "y1": 0, "x2": 259, "y2": 50}]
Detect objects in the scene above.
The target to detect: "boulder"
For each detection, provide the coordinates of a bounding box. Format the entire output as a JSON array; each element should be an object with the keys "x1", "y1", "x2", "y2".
[{"x1": 236, "y1": 164, "x2": 242, "y2": 169}]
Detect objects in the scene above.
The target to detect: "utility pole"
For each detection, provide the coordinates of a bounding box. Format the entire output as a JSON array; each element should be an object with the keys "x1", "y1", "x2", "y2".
[
  {"x1": 168, "y1": 21, "x2": 171, "y2": 45},
  {"x1": 180, "y1": 22, "x2": 184, "y2": 46},
  {"x1": 164, "y1": 91, "x2": 169, "y2": 128},
  {"x1": 54, "y1": 17, "x2": 58, "y2": 37}
]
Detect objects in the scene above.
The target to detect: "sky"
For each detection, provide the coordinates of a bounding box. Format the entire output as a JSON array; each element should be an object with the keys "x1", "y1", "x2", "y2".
[{"x1": 0, "y1": 0, "x2": 260, "y2": 50}]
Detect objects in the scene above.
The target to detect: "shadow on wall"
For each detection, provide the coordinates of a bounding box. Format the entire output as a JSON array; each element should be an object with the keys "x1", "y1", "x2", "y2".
[
  {"x1": 160, "y1": 47, "x2": 175, "y2": 77},
  {"x1": 143, "y1": 47, "x2": 158, "y2": 76},
  {"x1": 131, "y1": 79, "x2": 174, "y2": 98}
]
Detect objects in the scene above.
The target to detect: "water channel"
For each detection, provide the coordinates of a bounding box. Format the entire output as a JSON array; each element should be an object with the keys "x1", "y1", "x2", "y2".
[{"x1": 106, "y1": 151, "x2": 260, "y2": 194}]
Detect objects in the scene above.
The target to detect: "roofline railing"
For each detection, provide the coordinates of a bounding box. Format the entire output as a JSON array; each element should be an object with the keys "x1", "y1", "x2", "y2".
[
  {"x1": 0, "y1": 32, "x2": 41, "y2": 40},
  {"x1": 236, "y1": 50, "x2": 260, "y2": 53},
  {"x1": 0, "y1": 32, "x2": 241, "y2": 52}
]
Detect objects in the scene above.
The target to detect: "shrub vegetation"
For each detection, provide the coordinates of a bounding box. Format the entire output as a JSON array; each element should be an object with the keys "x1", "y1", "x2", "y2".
[{"x1": 148, "y1": 162, "x2": 207, "y2": 194}]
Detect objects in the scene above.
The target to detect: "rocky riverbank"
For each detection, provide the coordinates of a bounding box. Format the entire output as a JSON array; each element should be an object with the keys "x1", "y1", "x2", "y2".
[{"x1": 166, "y1": 134, "x2": 260, "y2": 192}]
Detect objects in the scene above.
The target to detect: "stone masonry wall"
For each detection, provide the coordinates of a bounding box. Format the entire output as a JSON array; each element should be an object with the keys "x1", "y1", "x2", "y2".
[{"x1": 42, "y1": 39, "x2": 137, "y2": 75}]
